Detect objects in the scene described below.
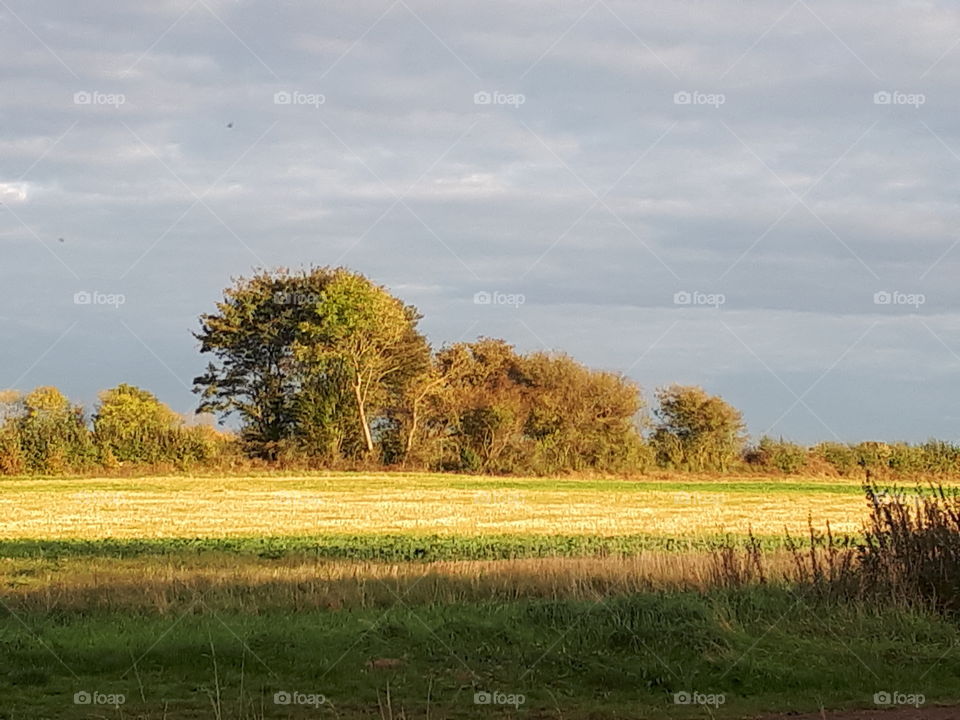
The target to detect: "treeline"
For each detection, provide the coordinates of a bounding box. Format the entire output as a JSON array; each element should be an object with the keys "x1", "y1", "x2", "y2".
[
  {"x1": 1, "y1": 266, "x2": 958, "y2": 478},
  {"x1": 191, "y1": 267, "x2": 752, "y2": 474},
  {"x1": 0, "y1": 385, "x2": 229, "y2": 474},
  {"x1": 744, "y1": 436, "x2": 960, "y2": 477}
]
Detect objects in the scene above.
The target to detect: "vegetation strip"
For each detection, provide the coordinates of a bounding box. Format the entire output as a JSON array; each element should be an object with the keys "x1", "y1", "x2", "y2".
[{"x1": 0, "y1": 533, "x2": 812, "y2": 560}]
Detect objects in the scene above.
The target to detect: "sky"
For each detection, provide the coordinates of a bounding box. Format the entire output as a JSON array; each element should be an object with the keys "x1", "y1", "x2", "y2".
[{"x1": 2, "y1": 0, "x2": 960, "y2": 444}]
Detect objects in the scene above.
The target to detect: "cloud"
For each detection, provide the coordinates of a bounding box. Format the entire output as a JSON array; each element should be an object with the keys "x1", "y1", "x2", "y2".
[{"x1": 3, "y1": 0, "x2": 960, "y2": 441}]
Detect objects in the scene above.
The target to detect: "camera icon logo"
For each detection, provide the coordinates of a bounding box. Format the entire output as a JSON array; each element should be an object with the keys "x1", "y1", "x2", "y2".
[
  {"x1": 673, "y1": 291, "x2": 692, "y2": 305},
  {"x1": 274, "y1": 691, "x2": 292, "y2": 705},
  {"x1": 673, "y1": 691, "x2": 692, "y2": 705},
  {"x1": 673, "y1": 91, "x2": 692, "y2": 105},
  {"x1": 74, "y1": 291, "x2": 92, "y2": 305},
  {"x1": 474, "y1": 91, "x2": 492, "y2": 105},
  {"x1": 873, "y1": 91, "x2": 892, "y2": 105},
  {"x1": 874, "y1": 691, "x2": 892, "y2": 705},
  {"x1": 873, "y1": 291, "x2": 892, "y2": 305},
  {"x1": 473, "y1": 291, "x2": 492, "y2": 305},
  {"x1": 73, "y1": 691, "x2": 92, "y2": 705},
  {"x1": 73, "y1": 91, "x2": 92, "y2": 105},
  {"x1": 474, "y1": 691, "x2": 492, "y2": 705},
  {"x1": 274, "y1": 91, "x2": 292, "y2": 105}
]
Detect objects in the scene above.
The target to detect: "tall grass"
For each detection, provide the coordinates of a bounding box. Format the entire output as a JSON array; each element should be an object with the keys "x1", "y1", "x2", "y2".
[{"x1": 716, "y1": 482, "x2": 960, "y2": 612}]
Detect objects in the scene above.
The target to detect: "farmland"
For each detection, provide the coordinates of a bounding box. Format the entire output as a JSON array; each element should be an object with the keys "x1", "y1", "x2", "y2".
[
  {"x1": 2, "y1": 472, "x2": 959, "y2": 719},
  {"x1": 0, "y1": 472, "x2": 873, "y2": 540}
]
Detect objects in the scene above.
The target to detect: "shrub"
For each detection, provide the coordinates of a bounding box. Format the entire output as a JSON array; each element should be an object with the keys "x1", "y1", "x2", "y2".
[
  {"x1": 651, "y1": 385, "x2": 746, "y2": 472},
  {"x1": 812, "y1": 442, "x2": 859, "y2": 476},
  {"x1": 745, "y1": 436, "x2": 808, "y2": 474},
  {"x1": 94, "y1": 384, "x2": 182, "y2": 463},
  {"x1": 19, "y1": 387, "x2": 97, "y2": 474}
]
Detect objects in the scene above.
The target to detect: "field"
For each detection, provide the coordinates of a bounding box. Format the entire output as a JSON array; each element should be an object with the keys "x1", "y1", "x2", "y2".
[
  {"x1": 2, "y1": 472, "x2": 959, "y2": 719},
  {"x1": 0, "y1": 472, "x2": 873, "y2": 539}
]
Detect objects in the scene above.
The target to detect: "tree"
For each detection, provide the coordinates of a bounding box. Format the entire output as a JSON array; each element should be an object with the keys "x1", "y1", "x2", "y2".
[
  {"x1": 193, "y1": 267, "x2": 337, "y2": 458},
  {"x1": 94, "y1": 384, "x2": 181, "y2": 463},
  {"x1": 427, "y1": 339, "x2": 528, "y2": 472},
  {"x1": 19, "y1": 386, "x2": 95, "y2": 473},
  {"x1": 295, "y1": 271, "x2": 429, "y2": 456},
  {"x1": 517, "y1": 352, "x2": 648, "y2": 473},
  {"x1": 652, "y1": 385, "x2": 745, "y2": 471}
]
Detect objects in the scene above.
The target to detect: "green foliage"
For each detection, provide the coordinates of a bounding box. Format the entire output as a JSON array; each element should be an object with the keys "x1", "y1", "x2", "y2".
[
  {"x1": 194, "y1": 267, "x2": 429, "y2": 463},
  {"x1": 415, "y1": 340, "x2": 648, "y2": 475},
  {"x1": 295, "y1": 270, "x2": 429, "y2": 458},
  {"x1": 93, "y1": 384, "x2": 231, "y2": 468},
  {"x1": 94, "y1": 384, "x2": 180, "y2": 463},
  {"x1": 652, "y1": 385, "x2": 746, "y2": 471},
  {"x1": 0, "y1": 532, "x2": 803, "y2": 562},
  {"x1": 17, "y1": 387, "x2": 97, "y2": 474},
  {"x1": 812, "y1": 442, "x2": 859, "y2": 475},
  {"x1": 745, "y1": 436, "x2": 809, "y2": 474},
  {"x1": 193, "y1": 267, "x2": 340, "y2": 459}
]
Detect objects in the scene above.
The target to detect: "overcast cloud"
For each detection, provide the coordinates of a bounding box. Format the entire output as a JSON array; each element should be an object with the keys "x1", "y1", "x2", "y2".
[{"x1": 3, "y1": 0, "x2": 960, "y2": 443}]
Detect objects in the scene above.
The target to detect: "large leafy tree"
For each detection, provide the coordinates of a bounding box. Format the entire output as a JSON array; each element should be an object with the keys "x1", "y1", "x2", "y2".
[
  {"x1": 193, "y1": 267, "x2": 338, "y2": 458},
  {"x1": 195, "y1": 267, "x2": 428, "y2": 460},
  {"x1": 295, "y1": 271, "x2": 429, "y2": 456}
]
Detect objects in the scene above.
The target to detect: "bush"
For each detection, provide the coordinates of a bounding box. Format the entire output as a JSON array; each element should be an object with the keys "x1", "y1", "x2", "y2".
[
  {"x1": 651, "y1": 385, "x2": 746, "y2": 472},
  {"x1": 18, "y1": 387, "x2": 97, "y2": 474},
  {"x1": 812, "y1": 442, "x2": 859, "y2": 476},
  {"x1": 745, "y1": 436, "x2": 808, "y2": 474},
  {"x1": 94, "y1": 384, "x2": 183, "y2": 463}
]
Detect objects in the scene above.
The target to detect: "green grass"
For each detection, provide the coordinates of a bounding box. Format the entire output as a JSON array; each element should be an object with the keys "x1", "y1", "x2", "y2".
[
  {"x1": 0, "y1": 533, "x2": 818, "y2": 562},
  {"x1": 2, "y1": 588, "x2": 957, "y2": 719}
]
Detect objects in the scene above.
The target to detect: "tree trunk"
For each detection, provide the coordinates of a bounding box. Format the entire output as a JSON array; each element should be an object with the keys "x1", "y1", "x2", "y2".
[
  {"x1": 405, "y1": 403, "x2": 419, "y2": 456},
  {"x1": 353, "y1": 380, "x2": 374, "y2": 454}
]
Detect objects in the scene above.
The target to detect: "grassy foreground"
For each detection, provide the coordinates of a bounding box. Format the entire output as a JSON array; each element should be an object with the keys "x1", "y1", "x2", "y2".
[
  {"x1": 2, "y1": 472, "x2": 959, "y2": 718},
  {"x1": 3, "y1": 583, "x2": 958, "y2": 719}
]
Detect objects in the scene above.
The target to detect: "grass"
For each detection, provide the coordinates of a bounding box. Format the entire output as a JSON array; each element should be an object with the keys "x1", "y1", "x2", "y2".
[
  {"x1": 0, "y1": 553, "x2": 804, "y2": 613},
  {"x1": 3, "y1": 472, "x2": 959, "y2": 718},
  {"x1": 3, "y1": 588, "x2": 958, "y2": 719}
]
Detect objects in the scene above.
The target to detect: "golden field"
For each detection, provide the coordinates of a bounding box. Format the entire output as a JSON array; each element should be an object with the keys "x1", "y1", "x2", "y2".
[{"x1": 0, "y1": 472, "x2": 885, "y2": 539}]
